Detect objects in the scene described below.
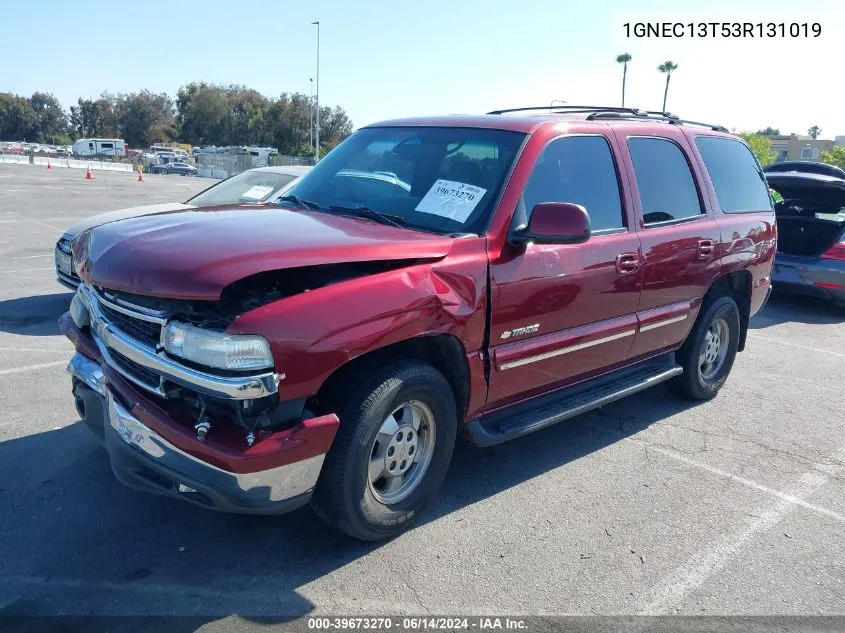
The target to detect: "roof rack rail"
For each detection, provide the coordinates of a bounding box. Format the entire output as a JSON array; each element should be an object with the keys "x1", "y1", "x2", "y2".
[
  {"x1": 486, "y1": 105, "x2": 728, "y2": 132},
  {"x1": 586, "y1": 110, "x2": 729, "y2": 133},
  {"x1": 487, "y1": 105, "x2": 643, "y2": 116}
]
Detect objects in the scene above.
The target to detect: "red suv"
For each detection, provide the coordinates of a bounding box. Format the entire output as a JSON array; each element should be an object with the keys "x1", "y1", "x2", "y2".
[{"x1": 61, "y1": 106, "x2": 776, "y2": 540}]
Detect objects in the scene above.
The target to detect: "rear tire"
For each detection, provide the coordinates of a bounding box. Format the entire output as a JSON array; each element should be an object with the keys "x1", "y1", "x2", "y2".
[
  {"x1": 669, "y1": 295, "x2": 741, "y2": 401},
  {"x1": 312, "y1": 360, "x2": 457, "y2": 541}
]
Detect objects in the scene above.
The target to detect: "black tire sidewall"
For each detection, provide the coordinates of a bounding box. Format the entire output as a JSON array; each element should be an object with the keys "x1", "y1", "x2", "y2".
[
  {"x1": 686, "y1": 297, "x2": 740, "y2": 398},
  {"x1": 320, "y1": 361, "x2": 457, "y2": 540}
]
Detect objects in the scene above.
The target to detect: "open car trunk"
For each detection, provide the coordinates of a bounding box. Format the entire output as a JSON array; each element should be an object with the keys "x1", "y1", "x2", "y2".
[{"x1": 768, "y1": 173, "x2": 845, "y2": 257}]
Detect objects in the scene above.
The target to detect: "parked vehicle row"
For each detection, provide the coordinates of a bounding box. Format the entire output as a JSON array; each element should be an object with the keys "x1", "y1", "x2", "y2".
[{"x1": 59, "y1": 106, "x2": 776, "y2": 541}]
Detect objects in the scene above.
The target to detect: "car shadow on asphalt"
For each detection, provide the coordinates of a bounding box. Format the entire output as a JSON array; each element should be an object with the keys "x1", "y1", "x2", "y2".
[
  {"x1": 0, "y1": 384, "x2": 696, "y2": 628},
  {"x1": 750, "y1": 291, "x2": 844, "y2": 330},
  {"x1": 0, "y1": 292, "x2": 72, "y2": 336}
]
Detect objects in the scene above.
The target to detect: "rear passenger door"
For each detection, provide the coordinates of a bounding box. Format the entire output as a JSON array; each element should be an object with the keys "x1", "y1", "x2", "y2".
[{"x1": 614, "y1": 131, "x2": 722, "y2": 359}]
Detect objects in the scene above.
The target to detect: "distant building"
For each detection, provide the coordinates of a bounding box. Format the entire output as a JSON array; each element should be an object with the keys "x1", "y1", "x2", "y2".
[{"x1": 763, "y1": 133, "x2": 837, "y2": 162}]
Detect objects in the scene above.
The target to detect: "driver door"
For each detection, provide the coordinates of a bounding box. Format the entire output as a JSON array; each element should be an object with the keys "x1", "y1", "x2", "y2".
[{"x1": 487, "y1": 134, "x2": 643, "y2": 407}]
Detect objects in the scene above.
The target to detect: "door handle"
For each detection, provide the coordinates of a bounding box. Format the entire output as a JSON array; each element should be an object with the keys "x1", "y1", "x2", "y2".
[
  {"x1": 615, "y1": 253, "x2": 640, "y2": 275},
  {"x1": 697, "y1": 239, "x2": 715, "y2": 259}
]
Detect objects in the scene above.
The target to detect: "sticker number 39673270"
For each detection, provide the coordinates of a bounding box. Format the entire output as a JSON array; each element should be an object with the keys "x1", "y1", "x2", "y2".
[{"x1": 415, "y1": 179, "x2": 487, "y2": 223}]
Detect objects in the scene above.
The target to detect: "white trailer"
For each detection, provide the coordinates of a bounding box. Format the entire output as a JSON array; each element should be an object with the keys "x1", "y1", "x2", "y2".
[{"x1": 72, "y1": 138, "x2": 126, "y2": 157}]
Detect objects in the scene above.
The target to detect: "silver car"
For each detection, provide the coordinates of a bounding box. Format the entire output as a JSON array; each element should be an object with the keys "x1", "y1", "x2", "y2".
[
  {"x1": 55, "y1": 166, "x2": 313, "y2": 288},
  {"x1": 767, "y1": 170, "x2": 845, "y2": 308}
]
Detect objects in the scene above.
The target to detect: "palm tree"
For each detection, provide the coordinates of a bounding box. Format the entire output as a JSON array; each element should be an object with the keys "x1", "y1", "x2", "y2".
[
  {"x1": 808, "y1": 125, "x2": 821, "y2": 140},
  {"x1": 616, "y1": 53, "x2": 632, "y2": 107},
  {"x1": 657, "y1": 61, "x2": 678, "y2": 113}
]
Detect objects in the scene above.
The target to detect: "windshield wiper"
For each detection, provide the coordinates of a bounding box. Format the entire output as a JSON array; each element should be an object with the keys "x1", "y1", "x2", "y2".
[
  {"x1": 328, "y1": 205, "x2": 407, "y2": 229},
  {"x1": 275, "y1": 195, "x2": 321, "y2": 211}
]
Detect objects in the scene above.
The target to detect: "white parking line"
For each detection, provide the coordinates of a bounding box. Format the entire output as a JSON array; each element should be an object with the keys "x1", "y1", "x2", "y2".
[
  {"x1": 0, "y1": 347, "x2": 69, "y2": 354},
  {"x1": 0, "y1": 267, "x2": 54, "y2": 274},
  {"x1": 640, "y1": 442, "x2": 844, "y2": 524},
  {"x1": 0, "y1": 361, "x2": 66, "y2": 375},
  {"x1": 12, "y1": 254, "x2": 51, "y2": 259},
  {"x1": 635, "y1": 446, "x2": 844, "y2": 615},
  {"x1": 747, "y1": 333, "x2": 845, "y2": 359},
  {"x1": 27, "y1": 218, "x2": 64, "y2": 231}
]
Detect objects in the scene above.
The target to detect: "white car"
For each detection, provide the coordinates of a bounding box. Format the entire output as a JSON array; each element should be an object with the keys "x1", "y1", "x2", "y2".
[{"x1": 55, "y1": 165, "x2": 313, "y2": 288}]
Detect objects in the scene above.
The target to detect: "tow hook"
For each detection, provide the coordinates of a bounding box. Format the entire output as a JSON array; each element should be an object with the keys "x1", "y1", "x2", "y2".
[
  {"x1": 195, "y1": 419, "x2": 211, "y2": 441},
  {"x1": 194, "y1": 400, "x2": 211, "y2": 441}
]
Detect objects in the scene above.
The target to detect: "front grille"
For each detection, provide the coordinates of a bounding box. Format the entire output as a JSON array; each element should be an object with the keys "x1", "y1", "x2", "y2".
[
  {"x1": 99, "y1": 303, "x2": 163, "y2": 348},
  {"x1": 109, "y1": 348, "x2": 162, "y2": 392}
]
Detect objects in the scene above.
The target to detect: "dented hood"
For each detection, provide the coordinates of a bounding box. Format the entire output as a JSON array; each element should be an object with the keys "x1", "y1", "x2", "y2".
[
  {"x1": 77, "y1": 206, "x2": 454, "y2": 300},
  {"x1": 63, "y1": 202, "x2": 196, "y2": 239}
]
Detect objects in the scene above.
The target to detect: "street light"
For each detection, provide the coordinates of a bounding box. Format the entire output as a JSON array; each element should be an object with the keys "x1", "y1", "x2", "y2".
[
  {"x1": 309, "y1": 77, "x2": 314, "y2": 154},
  {"x1": 311, "y1": 20, "x2": 320, "y2": 162}
]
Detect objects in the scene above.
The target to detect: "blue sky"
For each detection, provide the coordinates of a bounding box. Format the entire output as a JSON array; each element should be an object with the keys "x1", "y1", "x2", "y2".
[{"x1": 3, "y1": 0, "x2": 843, "y2": 138}]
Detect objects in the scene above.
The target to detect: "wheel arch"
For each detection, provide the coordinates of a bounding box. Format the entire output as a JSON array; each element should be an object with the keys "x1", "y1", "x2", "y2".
[
  {"x1": 311, "y1": 333, "x2": 471, "y2": 422},
  {"x1": 702, "y1": 270, "x2": 752, "y2": 351}
]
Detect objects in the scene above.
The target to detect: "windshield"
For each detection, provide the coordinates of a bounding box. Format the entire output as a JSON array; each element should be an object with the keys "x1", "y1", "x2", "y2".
[
  {"x1": 284, "y1": 126, "x2": 526, "y2": 235},
  {"x1": 187, "y1": 171, "x2": 298, "y2": 206}
]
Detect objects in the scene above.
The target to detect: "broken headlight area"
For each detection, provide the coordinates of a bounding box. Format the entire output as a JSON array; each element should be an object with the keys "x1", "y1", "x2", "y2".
[{"x1": 154, "y1": 382, "x2": 310, "y2": 445}]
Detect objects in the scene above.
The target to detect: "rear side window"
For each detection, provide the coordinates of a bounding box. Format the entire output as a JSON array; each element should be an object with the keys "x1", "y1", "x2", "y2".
[
  {"x1": 523, "y1": 135, "x2": 625, "y2": 231},
  {"x1": 628, "y1": 137, "x2": 702, "y2": 225},
  {"x1": 694, "y1": 137, "x2": 773, "y2": 213}
]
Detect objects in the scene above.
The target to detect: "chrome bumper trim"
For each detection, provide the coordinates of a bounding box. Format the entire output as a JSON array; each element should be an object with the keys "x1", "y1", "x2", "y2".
[
  {"x1": 67, "y1": 352, "x2": 105, "y2": 396},
  {"x1": 107, "y1": 391, "x2": 324, "y2": 503},
  {"x1": 78, "y1": 284, "x2": 278, "y2": 400}
]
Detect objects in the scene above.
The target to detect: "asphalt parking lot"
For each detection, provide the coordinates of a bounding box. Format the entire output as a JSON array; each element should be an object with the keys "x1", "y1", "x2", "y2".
[{"x1": 0, "y1": 163, "x2": 843, "y2": 627}]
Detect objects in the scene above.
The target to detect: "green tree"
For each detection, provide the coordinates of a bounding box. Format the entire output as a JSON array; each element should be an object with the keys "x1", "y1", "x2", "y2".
[
  {"x1": 176, "y1": 83, "x2": 231, "y2": 145},
  {"x1": 738, "y1": 133, "x2": 777, "y2": 167},
  {"x1": 808, "y1": 125, "x2": 821, "y2": 140},
  {"x1": 657, "y1": 61, "x2": 678, "y2": 113},
  {"x1": 69, "y1": 95, "x2": 118, "y2": 138},
  {"x1": 755, "y1": 127, "x2": 780, "y2": 136},
  {"x1": 820, "y1": 145, "x2": 845, "y2": 170},
  {"x1": 115, "y1": 90, "x2": 175, "y2": 147},
  {"x1": 29, "y1": 92, "x2": 68, "y2": 143},
  {"x1": 616, "y1": 53, "x2": 632, "y2": 108},
  {"x1": 229, "y1": 87, "x2": 272, "y2": 146},
  {"x1": 0, "y1": 92, "x2": 38, "y2": 140}
]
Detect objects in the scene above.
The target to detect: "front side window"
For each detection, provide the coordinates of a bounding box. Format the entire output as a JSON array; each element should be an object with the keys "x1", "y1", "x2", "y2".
[
  {"x1": 287, "y1": 126, "x2": 526, "y2": 235},
  {"x1": 694, "y1": 136, "x2": 772, "y2": 213},
  {"x1": 522, "y1": 135, "x2": 625, "y2": 232},
  {"x1": 628, "y1": 137, "x2": 702, "y2": 225}
]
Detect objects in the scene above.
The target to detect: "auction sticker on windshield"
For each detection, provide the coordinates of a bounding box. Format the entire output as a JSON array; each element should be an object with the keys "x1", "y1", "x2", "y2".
[
  {"x1": 415, "y1": 179, "x2": 487, "y2": 222},
  {"x1": 240, "y1": 185, "x2": 275, "y2": 201}
]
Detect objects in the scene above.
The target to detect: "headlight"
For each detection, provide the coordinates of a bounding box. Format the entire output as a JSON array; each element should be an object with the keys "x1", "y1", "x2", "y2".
[
  {"x1": 163, "y1": 322, "x2": 274, "y2": 371},
  {"x1": 69, "y1": 292, "x2": 89, "y2": 328}
]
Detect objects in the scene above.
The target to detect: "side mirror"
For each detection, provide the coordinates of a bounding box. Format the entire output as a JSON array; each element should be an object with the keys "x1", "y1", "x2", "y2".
[{"x1": 511, "y1": 202, "x2": 591, "y2": 245}]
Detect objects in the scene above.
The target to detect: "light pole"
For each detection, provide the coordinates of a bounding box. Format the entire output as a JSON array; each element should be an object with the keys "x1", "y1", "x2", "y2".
[
  {"x1": 309, "y1": 77, "x2": 314, "y2": 154},
  {"x1": 311, "y1": 20, "x2": 320, "y2": 162}
]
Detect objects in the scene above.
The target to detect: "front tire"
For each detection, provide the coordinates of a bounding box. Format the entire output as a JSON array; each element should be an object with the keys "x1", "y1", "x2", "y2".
[
  {"x1": 312, "y1": 360, "x2": 457, "y2": 541},
  {"x1": 670, "y1": 295, "x2": 740, "y2": 401}
]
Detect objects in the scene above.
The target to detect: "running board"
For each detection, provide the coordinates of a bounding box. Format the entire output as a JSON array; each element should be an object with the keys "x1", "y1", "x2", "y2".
[{"x1": 466, "y1": 355, "x2": 683, "y2": 447}]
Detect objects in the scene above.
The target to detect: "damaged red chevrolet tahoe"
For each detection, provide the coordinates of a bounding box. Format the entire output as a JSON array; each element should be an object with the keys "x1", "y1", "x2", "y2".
[{"x1": 61, "y1": 108, "x2": 776, "y2": 540}]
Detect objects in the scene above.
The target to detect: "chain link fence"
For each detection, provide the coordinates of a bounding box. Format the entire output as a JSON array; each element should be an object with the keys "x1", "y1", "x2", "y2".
[{"x1": 196, "y1": 153, "x2": 316, "y2": 179}]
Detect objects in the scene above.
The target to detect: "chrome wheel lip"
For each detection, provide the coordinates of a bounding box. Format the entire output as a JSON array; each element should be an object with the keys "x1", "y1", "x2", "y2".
[
  {"x1": 699, "y1": 317, "x2": 729, "y2": 381},
  {"x1": 367, "y1": 400, "x2": 436, "y2": 505}
]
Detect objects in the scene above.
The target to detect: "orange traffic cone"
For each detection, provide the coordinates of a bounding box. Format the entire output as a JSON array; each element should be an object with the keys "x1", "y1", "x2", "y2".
[
  {"x1": 85, "y1": 166, "x2": 94, "y2": 180},
  {"x1": 46, "y1": 160, "x2": 52, "y2": 170},
  {"x1": 137, "y1": 167, "x2": 144, "y2": 182}
]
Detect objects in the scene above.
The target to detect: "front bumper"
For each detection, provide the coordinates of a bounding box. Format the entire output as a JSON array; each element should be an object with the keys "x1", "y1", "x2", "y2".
[
  {"x1": 772, "y1": 254, "x2": 845, "y2": 303},
  {"x1": 66, "y1": 348, "x2": 339, "y2": 515}
]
